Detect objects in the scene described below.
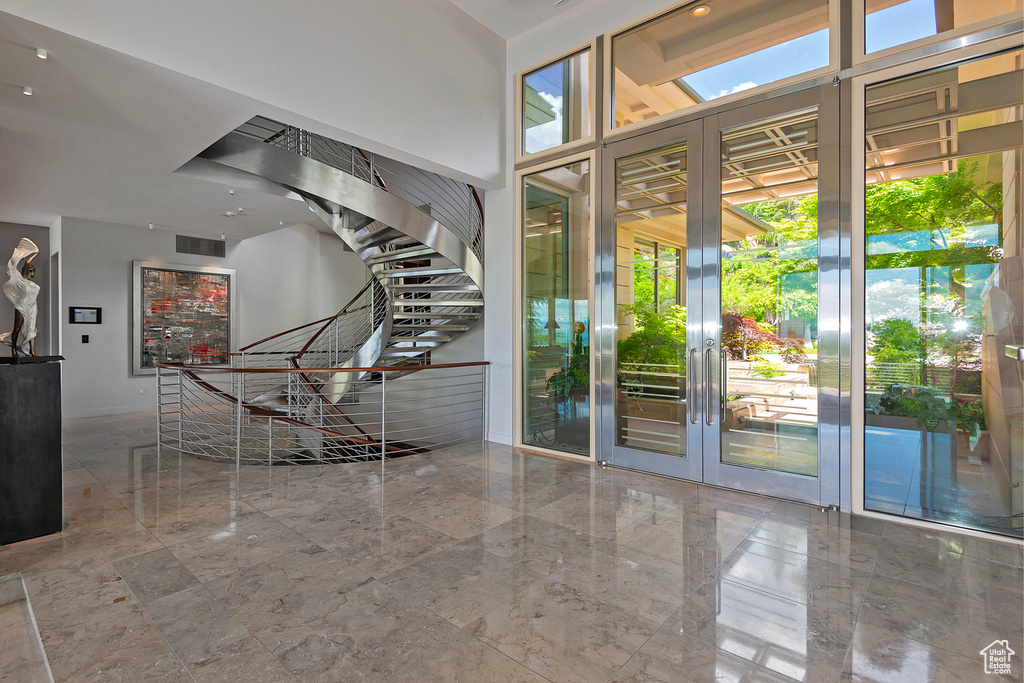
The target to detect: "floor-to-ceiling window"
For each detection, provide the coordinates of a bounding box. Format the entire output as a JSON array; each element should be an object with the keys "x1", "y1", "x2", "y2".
[
  {"x1": 861, "y1": 48, "x2": 1024, "y2": 539},
  {"x1": 521, "y1": 158, "x2": 593, "y2": 457}
]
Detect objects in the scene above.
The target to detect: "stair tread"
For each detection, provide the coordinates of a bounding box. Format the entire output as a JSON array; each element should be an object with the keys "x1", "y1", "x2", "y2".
[
  {"x1": 366, "y1": 246, "x2": 437, "y2": 264},
  {"x1": 393, "y1": 299, "x2": 483, "y2": 306},
  {"x1": 380, "y1": 266, "x2": 463, "y2": 276},
  {"x1": 389, "y1": 283, "x2": 477, "y2": 291},
  {"x1": 392, "y1": 312, "x2": 481, "y2": 319},
  {"x1": 392, "y1": 324, "x2": 470, "y2": 331}
]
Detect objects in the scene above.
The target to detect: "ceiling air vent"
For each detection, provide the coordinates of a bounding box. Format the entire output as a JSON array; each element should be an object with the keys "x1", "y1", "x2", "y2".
[{"x1": 176, "y1": 234, "x2": 226, "y2": 258}]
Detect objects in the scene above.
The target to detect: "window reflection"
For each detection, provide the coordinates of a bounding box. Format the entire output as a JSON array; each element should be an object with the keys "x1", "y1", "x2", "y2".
[
  {"x1": 614, "y1": 144, "x2": 688, "y2": 456},
  {"x1": 864, "y1": 50, "x2": 1024, "y2": 539},
  {"x1": 522, "y1": 51, "x2": 590, "y2": 156},
  {"x1": 523, "y1": 160, "x2": 592, "y2": 456}
]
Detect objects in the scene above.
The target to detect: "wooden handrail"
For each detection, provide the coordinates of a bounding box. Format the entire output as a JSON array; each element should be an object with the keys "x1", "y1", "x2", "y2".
[
  {"x1": 471, "y1": 186, "x2": 484, "y2": 229},
  {"x1": 239, "y1": 279, "x2": 375, "y2": 353},
  {"x1": 157, "y1": 360, "x2": 489, "y2": 374}
]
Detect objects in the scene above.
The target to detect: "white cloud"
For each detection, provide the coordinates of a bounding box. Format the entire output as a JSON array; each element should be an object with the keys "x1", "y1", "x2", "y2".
[
  {"x1": 710, "y1": 81, "x2": 759, "y2": 100},
  {"x1": 524, "y1": 92, "x2": 565, "y2": 153}
]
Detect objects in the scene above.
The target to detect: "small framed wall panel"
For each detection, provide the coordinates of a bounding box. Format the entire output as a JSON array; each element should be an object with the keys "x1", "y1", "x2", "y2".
[
  {"x1": 69, "y1": 306, "x2": 102, "y2": 324},
  {"x1": 132, "y1": 261, "x2": 236, "y2": 376}
]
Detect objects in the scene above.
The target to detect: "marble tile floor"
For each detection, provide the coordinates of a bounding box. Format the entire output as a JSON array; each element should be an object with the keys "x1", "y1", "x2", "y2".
[{"x1": 1, "y1": 411, "x2": 1022, "y2": 682}]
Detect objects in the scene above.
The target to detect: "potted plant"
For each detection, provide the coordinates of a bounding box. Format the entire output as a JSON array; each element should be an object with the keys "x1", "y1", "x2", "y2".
[
  {"x1": 874, "y1": 385, "x2": 952, "y2": 432},
  {"x1": 615, "y1": 304, "x2": 686, "y2": 436},
  {"x1": 950, "y1": 396, "x2": 989, "y2": 460},
  {"x1": 546, "y1": 323, "x2": 590, "y2": 447}
]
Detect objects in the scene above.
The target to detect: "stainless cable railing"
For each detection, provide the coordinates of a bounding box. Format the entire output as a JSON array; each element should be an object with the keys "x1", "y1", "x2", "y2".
[{"x1": 156, "y1": 361, "x2": 488, "y2": 465}]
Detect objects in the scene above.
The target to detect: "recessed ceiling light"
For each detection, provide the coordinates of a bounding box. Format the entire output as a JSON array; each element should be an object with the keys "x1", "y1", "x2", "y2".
[
  {"x1": 691, "y1": 4, "x2": 711, "y2": 17},
  {"x1": 279, "y1": 221, "x2": 285, "y2": 226},
  {"x1": 148, "y1": 223, "x2": 155, "y2": 230},
  {"x1": 36, "y1": 48, "x2": 48, "y2": 60},
  {"x1": 220, "y1": 233, "x2": 226, "y2": 240},
  {"x1": 21, "y1": 86, "x2": 32, "y2": 96},
  {"x1": 223, "y1": 211, "x2": 237, "y2": 218},
  {"x1": 228, "y1": 190, "x2": 235, "y2": 195},
  {"x1": 237, "y1": 207, "x2": 244, "y2": 213}
]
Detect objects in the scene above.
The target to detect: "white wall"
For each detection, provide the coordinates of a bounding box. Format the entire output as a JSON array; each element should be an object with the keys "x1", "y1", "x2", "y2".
[
  {"x1": 0, "y1": 0, "x2": 506, "y2": 188},
  {"x1": 59, "y1": 218, "x2": 365, "y2": 418},
  {"x1": 484, "y1": 0, "x2": 675, "y2": 444},
  {"x1": 317, "y1": 233, "x2": 370, "y2": 318}
]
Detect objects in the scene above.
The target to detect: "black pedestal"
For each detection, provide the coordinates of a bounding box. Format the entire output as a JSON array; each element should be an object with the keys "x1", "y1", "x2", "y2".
[{"x1": 0, "y1": 357, "x2": 63, "y2": 545}]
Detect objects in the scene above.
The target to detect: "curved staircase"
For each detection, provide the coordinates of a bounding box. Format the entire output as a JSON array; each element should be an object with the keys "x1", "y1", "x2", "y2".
[{"x1": 170, "y1": 116, "x2": 485, "y2": 462}]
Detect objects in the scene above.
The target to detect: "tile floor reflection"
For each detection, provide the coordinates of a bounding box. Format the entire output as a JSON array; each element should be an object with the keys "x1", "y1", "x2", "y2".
[{"x1": 0, "y1": 412, "x2": 1021, "y2": 682}]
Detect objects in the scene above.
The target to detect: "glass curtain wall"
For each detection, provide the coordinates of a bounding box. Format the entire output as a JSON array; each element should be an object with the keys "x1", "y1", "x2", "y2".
[
  {"x1": 863, "y1": 50, "x2": 1024, "y2": 538},
  {"x1": 523, "y1": 160, "x2": 592, "y2": 456}
]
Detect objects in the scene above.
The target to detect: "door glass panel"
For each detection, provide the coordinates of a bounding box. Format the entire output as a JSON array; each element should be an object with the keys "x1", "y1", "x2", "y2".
[
  {"x1": 864, "y1": 50, "x2": 1023, "y2": 539},
  {"x1": 611, "y1": 0, "x2": 830, "y2": 129},
  {"x1": 522, "y1": 160, "x2": 592, "y2": 456},
  {"x1": 720, "y1": 109, "x2": 820, "y2": 476},
  {"x1": 615, "y1": 143, "x2": 688, "y2": 455}
]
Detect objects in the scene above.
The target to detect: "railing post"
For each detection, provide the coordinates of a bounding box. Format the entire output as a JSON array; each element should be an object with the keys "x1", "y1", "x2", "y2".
[
  {"x1": 318, "y1": 393, "x2": 324, "y2": 463},
  {"x1": 287, "y1": 371, "x2": 293, "y2": 416},
  {"x1": 177, "y1": 370, "x2": 183, "y2": 451},
  {"x1": 156, "y1": 366, "x2": 163, "y2": 458},
  {"x1": 268, "y1": 417, "x2": 273, "y2": 466},
  {"x1": 381, "y1": 370, "x2": 387, "y2": 507},
  {"x1": 236, "y1": 369, "x2": 244, "y2": 468},
  {"x1": 483, "y1": 364, "x2": 489, "y2": 445}
]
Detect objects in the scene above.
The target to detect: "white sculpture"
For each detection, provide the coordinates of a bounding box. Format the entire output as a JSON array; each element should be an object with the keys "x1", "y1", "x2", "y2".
[{"x1": 0, "y1": 238, "x2": 40, "y2": 357}]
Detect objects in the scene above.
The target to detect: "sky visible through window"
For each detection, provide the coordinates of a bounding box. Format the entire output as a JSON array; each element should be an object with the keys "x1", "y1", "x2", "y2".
[
  {"x1": 866, "y1": 0, "x2": 936, "y2": 54},
  {"x1": 524, "y1": 63, "x2": 565, "y2": 154},
  {"x1": 677, "y1": 1, "x2": 939, "y2": 102},
  {"x1": 680, "y1": 29, "x2": 829, "y2": 102}
]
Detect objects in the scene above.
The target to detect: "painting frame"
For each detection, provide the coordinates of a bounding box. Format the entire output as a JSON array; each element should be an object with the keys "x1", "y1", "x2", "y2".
[{"x1": 132, "y1": 260, "x2": 236, "y2": 376}]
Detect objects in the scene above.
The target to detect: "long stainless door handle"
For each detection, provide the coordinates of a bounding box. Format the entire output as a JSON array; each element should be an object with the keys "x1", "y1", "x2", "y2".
[
  {"x1": 720, "y1": 349, "x2": 727, "y2": 421},
  {"x1": 705, "y1": 348, "x2": 714, "y2": 426},
  {"x1": 688, "y1": 348, "x2": 698, "y2": 425}
]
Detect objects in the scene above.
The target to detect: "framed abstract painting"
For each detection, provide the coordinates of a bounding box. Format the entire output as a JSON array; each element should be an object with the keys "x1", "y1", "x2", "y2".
[{"x1": 132, "y1": 261, "x2": 236, "y2": 375}]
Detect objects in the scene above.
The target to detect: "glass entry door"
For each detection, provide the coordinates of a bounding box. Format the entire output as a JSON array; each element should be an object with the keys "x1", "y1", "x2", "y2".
[{"x1": 599, "y1": 86, "x2": 839, "y2": 506}]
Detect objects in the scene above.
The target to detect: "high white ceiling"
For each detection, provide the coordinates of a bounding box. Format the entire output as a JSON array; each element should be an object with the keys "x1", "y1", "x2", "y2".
[
  {"x1": 0, "y1": 0, "x2": 544, "y2": 240},
  {"x1": 0, "y1": 11, "x2": 321, "y2": 239},
  {"x1": 447, "y1": 0, "x2": 583, "y2": 39},
  {"x1": 0, "y1": 10, "x2": 327, "y2": 240}
]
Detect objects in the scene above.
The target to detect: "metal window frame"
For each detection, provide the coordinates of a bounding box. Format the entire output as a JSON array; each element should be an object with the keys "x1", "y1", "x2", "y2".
[
  {"x1": 850, "y1": 32, "x2": 1024, "y2": 544},
  {"x1": 515, "y1": 40, "x2": 599, "y2": 165},
  {"x1": 514, "y1": 150, "x2": 599, "y2": 462},
  {"x1": 602, "y1": 0, "x2": 842, "y2": 142}
]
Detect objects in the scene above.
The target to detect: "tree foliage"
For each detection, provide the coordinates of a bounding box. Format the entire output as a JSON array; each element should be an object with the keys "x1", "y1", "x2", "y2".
[{"x1": 721, "y1": 195, "x2": 818, "y2": 325}]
